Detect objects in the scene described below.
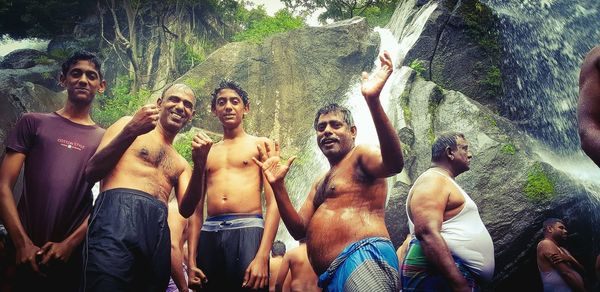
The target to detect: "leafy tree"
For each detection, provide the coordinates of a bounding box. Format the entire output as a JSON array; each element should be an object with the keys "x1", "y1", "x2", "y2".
[
  {"x1": 282, "y1": 0, "x2": 398, "y2": 24},
  {"x1": 232, "y1": 9, "x2": 305, "y2": 43}
]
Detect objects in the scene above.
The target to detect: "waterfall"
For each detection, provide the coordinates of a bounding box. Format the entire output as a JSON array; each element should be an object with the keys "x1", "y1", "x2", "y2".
[
  {"x1": 277, "y1": 0, "x2": 438, "y2": 246},
  {"x1": 0, "y1": 34, "x2": 48, "y2": 57},
  {"x1": 480, "y1": 0, "x2": 600, "y2": 151}
]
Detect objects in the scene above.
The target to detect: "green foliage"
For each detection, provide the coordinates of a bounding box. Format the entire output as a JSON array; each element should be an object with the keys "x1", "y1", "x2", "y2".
[
  {"x1": 409, "y1": 59, "x2": 426, "y2": 75},
  {"x1": 482, "y1": 114, "x2": 497, "y2": 127},
  {"x1": 0, "y1": 0, "x2": 96, "y2": 38},
  {"x1": 484, "y1": 66, "x2": 501, "y2": 88},
  {"x1": 360, "y1": 3, "x2": 396, "y2": 27},
  {"x1": 92, "y1": 75, "x2": 149, "y2": 127},
  {"x1": 283, "y1": 0, "x2": 398, "y2": 24},
  {"x1": 524, "y1": 162, "x2": 555, "y2": 201},
  {"x1": 175, "y1": 40, "x2": 206, "y2": 74},
  {"x1": 173, "y1": 130, "x2": 196, "y2": 164},
  {"x1": 500, "y1": 143, "x2": 516, "y2": 155},
  {"x1": 34, "y1": 55, "x2": 55, "y2": 66},
  {"x1": 400, "y1": 90, "x2": 412, "y2": 123},
  {"x1": 232, "y1": 10, "x2": 305, "y2": 43}
]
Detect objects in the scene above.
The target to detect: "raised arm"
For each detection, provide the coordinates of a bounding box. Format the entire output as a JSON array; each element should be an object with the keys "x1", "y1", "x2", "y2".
[
  {"x1": 0, "y1": 151, "x2": 41, "y2": 273},
  {"x1": 359, "y1": 51, "x2": 403, "y2": 178},
  {"x1": 578, "y1": 46, "x2": 600, "y2": 167},
  {"x1": 253, "y1": 141, "x2": 316, "y2": 240},
  {"x1": 85, "y1": 104, "x2": 159, "y2": 182},
  {"x1": 176, "y1": 131, "x2": 212, "y2": 218},
  {"x1": 409, "y1": 176, "x2": 470, "y2": 292}
]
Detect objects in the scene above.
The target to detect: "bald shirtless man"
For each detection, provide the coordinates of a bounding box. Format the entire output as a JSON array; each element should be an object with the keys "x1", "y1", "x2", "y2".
[
  {"x1": 275, "y1": 241, "x2": 321, "y2": 292},
  {"x1": 83, "y1": 83, "x2": 212, "y2": 291},
  {"x1": 402, "y1": 132, "x2": 494, "y2": 291},
  {"x1": 254, "y1": 51, "x2": 404, "y2": 291},
  {"x1": 578, "y1": 45, "x2": 600, "y2": 166},
  {"x1": 187, "y1": 80, "x2": 280, "y2": 291}
]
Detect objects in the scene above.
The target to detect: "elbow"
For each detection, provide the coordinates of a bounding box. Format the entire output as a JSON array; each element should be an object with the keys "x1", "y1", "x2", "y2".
[{"x1": 178, "y1": 205, "x2": 193, "y2": 219}]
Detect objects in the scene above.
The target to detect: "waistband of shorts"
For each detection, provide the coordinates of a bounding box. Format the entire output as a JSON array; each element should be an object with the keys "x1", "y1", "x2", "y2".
[
  {"x1": 98, "y1": 188, "x2": 165, "y2": 210},
  {"x1": 202, "y1": 214, "x2": 264, "y2": 232}
]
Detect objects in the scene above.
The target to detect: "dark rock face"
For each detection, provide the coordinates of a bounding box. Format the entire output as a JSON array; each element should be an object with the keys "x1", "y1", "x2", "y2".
[
  {"x1": 175, "y1": 17, "x2": 378, "y2": 152},
  {"x1": 0, "y1": 49, "x2": 52, "y2": 70},
  {"x1": 400, "y1": 0, "x2": 502, "y2": 110},
  {"x1": 385, "y1": 70, "x2": 600, "y2": 291}
]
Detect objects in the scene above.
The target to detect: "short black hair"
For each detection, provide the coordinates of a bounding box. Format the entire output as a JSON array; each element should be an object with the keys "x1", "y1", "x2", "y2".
[
  {"x1": 313, "y1": 103, "x2": 355, "y2": 130},
  {"x1": 211, "y1": 79, "x2": 249, "y2": 110},
  {"x1": 431, "y1": 132, "x2": 465, "y2": 162},
  {"x1": 543, "y1": 218, "x2": 565, "y2": 232},
  {"x1": 61, "y1": 51, "x2": 103, "y2": 80},
  {"x1": 271, "y1": 240, "x2": 286, "y2": 257}
]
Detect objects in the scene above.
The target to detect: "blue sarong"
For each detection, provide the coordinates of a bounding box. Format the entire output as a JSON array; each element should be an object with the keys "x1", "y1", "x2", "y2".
[{"x1": 317, "y1": 237, "x2": 400, "y2": 292}]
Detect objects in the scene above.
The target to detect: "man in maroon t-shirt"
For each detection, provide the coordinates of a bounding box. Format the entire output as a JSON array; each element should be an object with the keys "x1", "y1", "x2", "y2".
[{"x1": 0, "y1": 51, "x2": 106, "y2": 291}]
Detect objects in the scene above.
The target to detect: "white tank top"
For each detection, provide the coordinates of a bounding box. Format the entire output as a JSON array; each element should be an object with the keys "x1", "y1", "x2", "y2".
[{"x1": 406, "y1": 170, "x2": 495, "y2": 282}]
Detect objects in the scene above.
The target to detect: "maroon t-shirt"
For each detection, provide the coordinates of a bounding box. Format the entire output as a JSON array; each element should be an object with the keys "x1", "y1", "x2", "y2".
[{"x1": 6, "y1": 112, "x2": 105, "y2": 246}]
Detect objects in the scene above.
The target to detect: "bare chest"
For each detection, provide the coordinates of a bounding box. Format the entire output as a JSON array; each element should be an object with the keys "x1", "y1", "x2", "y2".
[
  {"x1": 130, "y1": 143, "x2": 182, "y2": 183},
  {"x1": 206, "y1": 142, "x2": 260, "y2": 172}
]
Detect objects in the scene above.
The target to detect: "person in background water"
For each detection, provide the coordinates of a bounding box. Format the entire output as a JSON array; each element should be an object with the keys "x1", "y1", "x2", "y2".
[
  {"x1": 401, "y1": 132, "x2": 495, "y2": 291},
  {"x1": 254, "y1": 51, "x2": 404, "y2": 291},
  {"x1": 0, "y1": 51, "x2": 106, "y2": 291},
  {"x1": 275, "y1": 239, "x2": 321, "y2": 292},
  {"x1": 269, "y1": 240, "x2": 286, "y2": 292},
  {"x1": 537, "y1": 218, "x2": 586, "y2": 292}
]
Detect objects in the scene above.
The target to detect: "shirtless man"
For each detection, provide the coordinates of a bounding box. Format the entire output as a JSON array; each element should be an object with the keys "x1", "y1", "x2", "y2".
[
  {"x1": 537, "y1": 218, "x2": 586, "y2": 292},
  {"x1": 578, "y1": 45, "x2": 600, "y2": 166},
  {"x1": 269, "y1": 240, "x2": 286, "y2": 292},
  {"x1": 187, "y1": 80, "x2": 280, "y2": 291},
  {"x1": 402, "y1": 132, "x2": 494, "y2": 291},
  {"x1": 254, "y1": 51, "x2": 404, "y2": 291},
  {"x1": 275, "y1": 241, "x2": 321, "y2": 292},
  {"x1": 83, "y1": 83, "x2": 212, "y2": 291}
]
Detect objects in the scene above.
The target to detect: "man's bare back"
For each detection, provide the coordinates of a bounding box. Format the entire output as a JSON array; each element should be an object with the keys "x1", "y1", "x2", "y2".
[
  {"x1": 100, "y1": 121, "x2": 188, "y2": 204},
  {"x1": 205, "y1": 134, "x2": 270, "y2": 215},
  {"x1": 285, "y1": 243, "x2": 320, "y2": 292},
  {"x1": 305, "y1": 146, "x2": 390, "y2": 274}
]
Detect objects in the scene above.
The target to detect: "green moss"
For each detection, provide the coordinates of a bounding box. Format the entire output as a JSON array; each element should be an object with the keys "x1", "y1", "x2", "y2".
[
  {"x1": 409, "y1": 59, "x2": 426, "y2": 76},
  {"x1": 500, "y1": 143, "x2": 516, "y2": 155},
  {"x1": 524, "y1": 162, "x2": 555, "y2": 201},
  {"x1": 458, "y1": 0, "x2": 500, "y2": 55},
  {"x1": 34, "y1": 55, "x2": 54, "y2": 65},
  {"x1": 484, "y1": 66, "x2": 501, "y2": 88},
  {"x1": 483, "y1": 114, "x2": 497, "y2": 127},
  {"x1": 400, "y1": 90, "x2": 412, "y2": 123}
]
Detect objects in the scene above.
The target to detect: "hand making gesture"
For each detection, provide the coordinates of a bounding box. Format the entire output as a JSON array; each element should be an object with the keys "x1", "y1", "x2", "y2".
[
  {"x1": 191, "y1": 131, "x2": 213, "y2": 166},
  {"x1": 252, "y1": 141, "x2": 296, "y2": 185},
  {"x1": 361, "y1": 50, "x2": 394, "y2": 102}
]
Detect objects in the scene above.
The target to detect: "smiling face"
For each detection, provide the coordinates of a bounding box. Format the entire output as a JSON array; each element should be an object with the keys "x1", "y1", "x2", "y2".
[
  {"x1": 60, "y1": 60, "x2": 106, "y2": 105},
  {"x1": 315, "y1": 111, "x2": 356, "y2": 162},
  {"x1": 550, "y1": 222, "x2": 568, "y2": 242},
  {"x1": 212, "y1": 88, "x2": 249, "y2": 128},
  {"x1": 157, "y1": 84, "x2": 196, "y2": 134}
]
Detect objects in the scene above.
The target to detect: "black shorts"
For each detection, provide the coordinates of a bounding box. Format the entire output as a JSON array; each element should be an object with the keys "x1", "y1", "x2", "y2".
[
  {"x1": 196, "y1": 214, "x2": 267, "y2": 292},
  {"x1": 83, "y1": 188, "x2": 171, "y2": 292}
]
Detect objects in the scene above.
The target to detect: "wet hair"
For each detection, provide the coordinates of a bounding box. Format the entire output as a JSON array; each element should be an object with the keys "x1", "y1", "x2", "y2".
[
  {"x1": 313, "y1": 103, "x2": 355, "y2": 130},
  {"x1": 210, "y1": 79, "x2": 249, "y2": 110},
  {"x1": 271, "y1": 240, "x2": 286, "y2": 257},
  {"x1": 431, "y1": 132, "x2": 465, "y2": 162},
  {"x1": 61, "y1": 51, "x2": 103, "y2": 80},
  {"x1": 543, "y1": 218, "x2": 565, "y2": 232}
]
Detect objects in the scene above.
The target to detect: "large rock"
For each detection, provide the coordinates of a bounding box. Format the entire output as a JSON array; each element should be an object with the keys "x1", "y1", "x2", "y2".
[
  {"x1": 385, "y1": 70, "x2": 600, "y2": 291},
  {"x1": 0, "y1": 49, "x2": 54, "y2": 70},
  {"x1": 175, "y1": 17, "x2": 378, "y2": 153},
  {"x1": 398, "y1": 0, "x2": 502, "y2": 110}
]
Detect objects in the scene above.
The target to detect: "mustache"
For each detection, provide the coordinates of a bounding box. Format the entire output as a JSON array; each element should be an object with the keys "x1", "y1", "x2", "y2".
[{"x1": 320, "y1": 137, "x2": 339, "y2": 145}]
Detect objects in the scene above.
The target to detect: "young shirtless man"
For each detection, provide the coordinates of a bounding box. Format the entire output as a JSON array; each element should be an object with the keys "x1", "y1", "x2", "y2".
[
  {"x1": 83, "y1": 83, "x2": 212, "y2": 291},
  {"x1": 275, "y1": 240, "x2": 321, "y2": 292},
  {"x1": 187, "y1": 80, "x2": 280, "y2": 291},
  {"x1": 254, "y1": 51, "x2": 404, "y2": 291}
]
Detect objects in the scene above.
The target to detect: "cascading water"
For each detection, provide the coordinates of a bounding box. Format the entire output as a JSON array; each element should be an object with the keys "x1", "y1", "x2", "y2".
[
  {"x1": 478, "y1": 0, "x2": 600, "y2": 181},
  {"x1": 276, "y1": 0, "x2": 438, "y2": 247},
  {"x1": 480, "y1": 0, "x2": 600, "y2": 152}
]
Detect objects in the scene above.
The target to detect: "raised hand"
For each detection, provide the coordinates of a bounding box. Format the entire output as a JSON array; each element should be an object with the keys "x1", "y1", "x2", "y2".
[
  {"x1": 123, "y1": 104, "x2": 159, "y2": 137},
  {"x1": 191, "y1": 131, "x2": 213, "y2": 166},
  {"x1": 361, "y1": 50, "x2": 394, "y2": 102},
  {"x1": 252, "y1": 141, "x2": 296, "y2": 185}
]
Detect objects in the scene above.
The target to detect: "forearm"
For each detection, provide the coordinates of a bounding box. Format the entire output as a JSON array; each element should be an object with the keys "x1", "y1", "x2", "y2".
[
  {"x1": 256, "y1": 200, "x2": 280, "y2": 258},
  {"x1": 271, "y1": 182, "x2": 306, "y2": 240},
  {"x1": 171, "y1": 245, "x2": 188, "y2": 291},
  {"x1": 367, "y1": 99, "x2": 404, "y2": 173},
  {"x1": 558, "y1": 268, "x2": 586, "y2": 292},
  {"x1": 179, "y1": 166, "x2": 205, "y2": 218},
  {"x1": 187, "y1": 207, "x2": 203, "y2": 268},
  {"x1": 85, "y1": 130, "x2": 137, "y2": 182},
  {"x1": 418, "y1": 231, "x2": 468, "y2": 289},
  {"x1": 0, "y1": 186, "x2": 31, "y2": 246},
  {"x1": 63, "y1": 215, "x2": 89, "y2": 248}
]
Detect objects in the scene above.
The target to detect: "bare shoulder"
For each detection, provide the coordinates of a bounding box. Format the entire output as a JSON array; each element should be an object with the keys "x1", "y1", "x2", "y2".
[
  {"x1": 412, "y1": 172, "x2": 448, "y2": 194},
  {"x1": 537, "y1": 239, "x2": 558, "y2": 253}
]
